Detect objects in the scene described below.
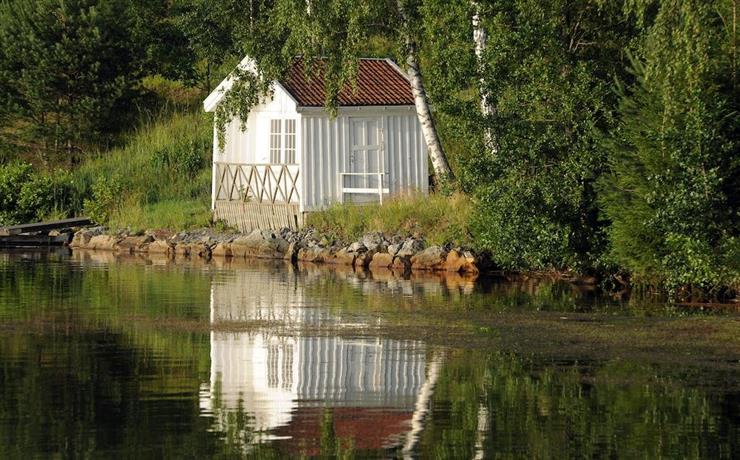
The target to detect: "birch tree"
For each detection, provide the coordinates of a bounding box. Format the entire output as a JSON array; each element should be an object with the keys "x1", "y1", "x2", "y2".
[
  {"x1": 471, "y1": 0, "x2": 497, "y2": 156},
  {"x1": 397, "y1": 0, "x2": 454, "y2": 182}
]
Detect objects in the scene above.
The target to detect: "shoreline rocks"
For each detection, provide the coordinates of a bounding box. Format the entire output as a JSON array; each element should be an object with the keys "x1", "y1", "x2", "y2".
[{"x1": 69, "y1": 226, "x2": 483, "y2": 275}]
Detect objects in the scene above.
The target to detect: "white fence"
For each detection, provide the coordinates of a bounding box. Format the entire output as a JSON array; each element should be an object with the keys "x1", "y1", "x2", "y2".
[{"x1": 214, "y1": 162, "x2": 300, "y2": 204}]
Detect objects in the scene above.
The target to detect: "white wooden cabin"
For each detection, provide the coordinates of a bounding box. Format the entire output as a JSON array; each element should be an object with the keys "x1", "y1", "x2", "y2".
[{"x1": 204, "y1": 57, "x2": 429, "y2": 231}]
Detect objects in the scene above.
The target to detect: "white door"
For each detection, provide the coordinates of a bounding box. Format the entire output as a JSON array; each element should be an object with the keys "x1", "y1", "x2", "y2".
[{"x1": 346, "y1": 118, "x2": 382, "y2": 202}]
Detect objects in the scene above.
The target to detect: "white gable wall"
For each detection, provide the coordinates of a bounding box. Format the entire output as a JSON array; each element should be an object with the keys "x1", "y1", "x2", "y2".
[
  {"x1": 300, "y1": 106, "x2": 428, "y2": 211},
  {"x1": 211, "y1": 85, "x2": 302, "y2": 209},
  {"x1": 212, "y1": 84, "x2": 299, "y2": 163}
]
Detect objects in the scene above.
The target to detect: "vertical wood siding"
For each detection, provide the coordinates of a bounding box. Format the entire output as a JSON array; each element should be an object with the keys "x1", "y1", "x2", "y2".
[{"x1": 301, "y1": 110, "x2": 427, "y2": 211}]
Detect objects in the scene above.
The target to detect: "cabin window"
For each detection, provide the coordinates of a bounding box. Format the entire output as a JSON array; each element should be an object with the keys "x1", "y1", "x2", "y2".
[
  {"x1": 269, "y1": 119, "x2": 282, "y2": 164},
  {"x1": 269, "y1": 119, "x2": 296, "y2": 164},
  {"x1": 284, "y1": 119, "x2": 296, "y2": 164}
]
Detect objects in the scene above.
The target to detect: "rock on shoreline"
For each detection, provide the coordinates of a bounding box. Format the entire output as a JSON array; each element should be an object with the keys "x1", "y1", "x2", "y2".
[{"x1": 69, "y1": 226, "x2": 483, "y2": 275}]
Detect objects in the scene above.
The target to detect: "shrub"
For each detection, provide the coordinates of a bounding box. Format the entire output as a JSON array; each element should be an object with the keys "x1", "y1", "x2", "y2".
[
  {"x1": 84, "y1": 175, "x2": 126, "y2": 225},
  {"x1": 18, "y1": 171, "x2": 78, "y2": 222},
  {"x1": 0, "y1": 162, "x2": 79, "y2": 225},
  {"x1": 0, "y1": 162, "x2": 33, "y2": 225}
]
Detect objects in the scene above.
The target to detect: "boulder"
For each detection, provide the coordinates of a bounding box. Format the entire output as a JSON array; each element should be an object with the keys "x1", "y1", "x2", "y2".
[
  {"x1": 189, "y1": 243, "x2": 211, "y2": 259},
  {"x1": 391, "y1": 255, "x2": 412, "y2": 272},
  {"x1": 87, "y1": 234, "x2": 120, "y2": 251},
  {"x1": 211, "y1": 243, "x2": 232, "y2": 258},
  {"x1": 347, "y1": 241, "x2": 367, "y2": 253},
  {"x1": 117, "y1": 235, "x2": 154, "y2": 253},
  {"x1": 327, "y1": 248, "x2": 356, "y2": 266},
  {"x1": 387, "y1": 243, "x2": 401, "y2": 257},
  {"x1": 368, "y1": 252, "x2": 394, "y2": 271},
  {"x1": 231, "y1": 229, "x2": 289, "y2": 259},
  {"x1": 70, "y1": 227, "x2": 104, "y2": 248},
  {"x1": 283, "y1": 241, "x2": 300, "y2": 262},
  {"x1": 297, "y1": 246, "x2": 330, "y2": 263},
  {"x1": 146, "y1": 228, "x2": 175, "y2": 241},
  {"x1": 354, "y1": 249, "x2": 377, "y2": 269},
  {"x1": 397, "y1": 238, "x2": 425, "y2": 257},
  {"x1": 173, "y1": 242, "x2": 190, "y2": 256},
  {"x1": 444, "y1": 249, "x2": 480, "y2": 274},
  {"x1": 410, "y1": 246, "x2": 448, "y2": 271},
  {"x1": 362, "y1": 232, "x2": 386, "y2": 251},
  {"x1": 147, "y1": 239, "x2": 172, "y2": 255}
]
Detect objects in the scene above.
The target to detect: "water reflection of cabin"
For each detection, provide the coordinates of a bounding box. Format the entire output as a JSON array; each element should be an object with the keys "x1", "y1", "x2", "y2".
[
  {"x1": 203, "y1": 57, "x2": 429, "y2": 232},
  {"x1": 200, "y1": 267, "x2": 433, "y2": 452}
]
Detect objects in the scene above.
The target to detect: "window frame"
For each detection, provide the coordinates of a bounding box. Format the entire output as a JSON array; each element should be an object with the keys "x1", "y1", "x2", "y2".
[{"x1": 268, "y1": 118, "x2": 297, "y2": 164}]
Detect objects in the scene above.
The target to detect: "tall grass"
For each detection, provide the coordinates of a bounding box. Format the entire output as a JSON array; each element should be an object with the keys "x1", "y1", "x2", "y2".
[
  {"x1": 306, "y1": 192, "x2": 474, "y2": 247},
  {"x1": 71, "y1": 110, "x2": 213, "y2": 231}
]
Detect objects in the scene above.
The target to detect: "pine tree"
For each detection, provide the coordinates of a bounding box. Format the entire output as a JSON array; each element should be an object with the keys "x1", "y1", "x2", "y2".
[
  {"x1": 0, "y1": 0, "x2": 139, "y2": 162},
  {"x1": 599, "y1": 0, "x2": 740, "y2": 291}
]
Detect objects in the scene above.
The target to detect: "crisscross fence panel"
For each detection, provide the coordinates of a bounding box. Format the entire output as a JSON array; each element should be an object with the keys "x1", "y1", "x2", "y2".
[
  {"x1": 213, "y1": 162, "x2": 302, "y2": 231},
  {"x1": 214, "y1": 162, "x2": 300, "y2": 204}
]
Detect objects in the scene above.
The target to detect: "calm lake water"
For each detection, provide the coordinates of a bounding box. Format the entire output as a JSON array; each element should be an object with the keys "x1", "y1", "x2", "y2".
[{"x1": 0, "y1": 250, "x2": 738, "y2": 458}]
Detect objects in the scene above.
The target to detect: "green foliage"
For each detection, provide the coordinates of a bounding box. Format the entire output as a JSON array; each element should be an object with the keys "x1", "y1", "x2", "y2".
[
  {"x1": 0, "y1": 162, "x2": 79, "y2": 225},
  {"x1": 307, "y1": 193, "x2": 474, "y2": 247},
  {"x1": 429, "y1": 0, "x2": 630, "y2": 272},
  {"x1": 0, "y1": 162, "x2": 33, "y2": 225},
  {"x1": 83, "y1": 175, "x2": 125, "y2": 225},
  {"x1": 17, "y1": 171, "x2": 80, "y2": 222},
  {"x1": 174, "y1": 0, "x2": 240, "y2": 91},
  {"x1": 107, "y1": 198, "x2": 212, "y2": 232},
  {"x1": 0, "y1": 0, "x2": 141, "y2": 159},
  {"x1": 0, "y1": 111, "x2": 211, "y2": 229},
  {"x1": 598, "y1": 0, "x2": 740, "y2": 291},
  {"x1": 150, "y1": 140, "x2": 205, "y2": 179}
]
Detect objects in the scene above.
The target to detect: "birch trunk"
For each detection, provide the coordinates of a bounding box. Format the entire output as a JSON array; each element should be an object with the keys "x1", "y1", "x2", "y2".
[
  {"x1": 398, "y1": 1, "x2": 454, "y2": 183},
  {"x1": 405, "y1": 38, "x2": 455, "y2": 182},
  {"x1": 473, "y1": 402, "x2": 490, "y2": 459},
  {"x1": 472, "y1": 0, "x2": 497, "y2": 156},
  {"x1": 402, "y1": 352, "x2": 444, "y2": 457}
]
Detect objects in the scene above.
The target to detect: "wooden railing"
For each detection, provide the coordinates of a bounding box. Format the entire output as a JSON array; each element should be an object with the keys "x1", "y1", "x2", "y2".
[
  {"x1": 339, "y1": 172, "x2": 390, "y2": 204},
  {"x1": 214, "y1": 162, "x2": 300, "y2": 204}
]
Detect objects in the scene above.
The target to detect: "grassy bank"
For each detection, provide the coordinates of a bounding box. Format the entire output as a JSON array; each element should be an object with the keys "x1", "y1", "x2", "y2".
[
  {"x1": 0, "y1": 110, "x2": 213, "y2": 231},
  {"x1": 306, "y1": 192, "x2": 474, "y2": 247},
  {"x1": 75, "y1": 111, "x2": 213, "y2": 231}
]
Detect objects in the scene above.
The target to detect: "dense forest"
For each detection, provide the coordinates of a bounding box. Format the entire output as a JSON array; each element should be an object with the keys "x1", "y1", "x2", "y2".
[{"x1": 0, "y1": 0, "x2": 737, "y2": 294}]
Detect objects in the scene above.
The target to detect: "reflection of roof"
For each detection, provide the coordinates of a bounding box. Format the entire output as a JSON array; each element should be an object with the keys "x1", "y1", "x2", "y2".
[
  {"x1": 273, "y1": 407, "x2": 412, "y2": 455},
  {"x1": 281, "y1": 58, "x2": 414, "y2": 107}
]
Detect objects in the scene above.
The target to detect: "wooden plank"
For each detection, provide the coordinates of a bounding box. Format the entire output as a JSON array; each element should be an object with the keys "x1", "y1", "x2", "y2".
[
  {"x1": 214, "y1": 200, "x2": 301, "y2": 232},
  {"x1": 0, "y1": 217, "x2": 92, "y2": 236},
  {"x1": 0, "y1": 233, "x2": 71, "y2": 246}
]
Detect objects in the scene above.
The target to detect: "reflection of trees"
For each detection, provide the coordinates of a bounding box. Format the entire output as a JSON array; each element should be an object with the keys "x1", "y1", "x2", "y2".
[
  {"x1": 419, "y1": 350, "x2": 739, "y2": 458},
  {"x1": 0, "y1": 331, "x2": 225, "y2": 457},
  {"x1": 0, "y1": 253, "x2": 737, "y2": 457}
]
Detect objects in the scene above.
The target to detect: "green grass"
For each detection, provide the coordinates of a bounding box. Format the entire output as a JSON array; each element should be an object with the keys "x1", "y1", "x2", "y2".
[
  {"x1": 108, "y1": 198, "x2": 212, "y2": 231},
  {"x1": 306, "y1": 192, "x2": 475, "y2": 247},
  {"x1": 71, "y1": 110, "x2": 213, "y2": 231}
]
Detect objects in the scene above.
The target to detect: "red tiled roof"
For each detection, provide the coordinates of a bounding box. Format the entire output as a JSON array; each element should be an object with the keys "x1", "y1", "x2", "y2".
[
  {"x1": 280, "y1": 58, "x2": 414, "y2": 107},
  {"x1": 273, "y1": 407, "x2": 413, "y2": 455}
]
